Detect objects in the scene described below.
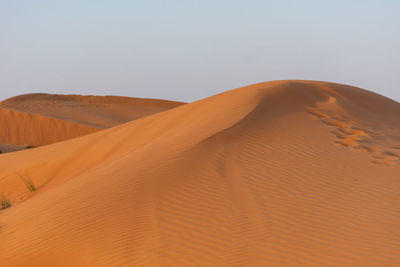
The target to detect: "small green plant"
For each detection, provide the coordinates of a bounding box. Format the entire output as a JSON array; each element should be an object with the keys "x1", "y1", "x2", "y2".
[
  {"x1": 1, "y1": 193, "x2": 11, "y2": 209},
  {"x1": 18, "y1": 173, "x2": 36, "y2": 192}
]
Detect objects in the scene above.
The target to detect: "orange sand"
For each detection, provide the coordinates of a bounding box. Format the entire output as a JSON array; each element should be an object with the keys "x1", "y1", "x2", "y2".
[
  {"x1": 0, "y1": 81, "x2": 399, "y2": 266},
  {"x1": 0, "y1": 94, "x2": 184, "y2": 147}
]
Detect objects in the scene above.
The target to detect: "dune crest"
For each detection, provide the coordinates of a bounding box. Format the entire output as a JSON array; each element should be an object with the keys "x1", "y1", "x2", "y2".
[
  {"x1": 0, "y1": 81, "x2": 399, "y2": 266},
  {"x1": 0, "y1": 93, "x2": 184, "y2": 148}
]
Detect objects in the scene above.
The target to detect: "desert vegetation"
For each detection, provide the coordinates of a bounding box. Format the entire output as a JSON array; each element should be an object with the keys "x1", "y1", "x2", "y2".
[
  {"x1": 1, "y1": 193, "x2": 11, "y2": 210},
  {"x1": 19, "y1": 172, "x2": 36, "y2": 192}
]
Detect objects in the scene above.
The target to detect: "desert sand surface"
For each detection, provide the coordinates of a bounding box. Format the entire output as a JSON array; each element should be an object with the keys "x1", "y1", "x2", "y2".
[
  {"x1": 0, "y1": 94, "x2": 184, "y2": 148},
  {"x1": 0, "y1": 81, "x2": 399, "y2": 266}
]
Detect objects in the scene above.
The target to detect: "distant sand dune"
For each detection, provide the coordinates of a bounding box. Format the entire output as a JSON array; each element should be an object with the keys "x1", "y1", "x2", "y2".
[
  {"x1": 0, "y1": 81, "x2": 399, "y2": 266},
  {"x1": 0, "y1": 94, "x2": 184, "y2": 148}
]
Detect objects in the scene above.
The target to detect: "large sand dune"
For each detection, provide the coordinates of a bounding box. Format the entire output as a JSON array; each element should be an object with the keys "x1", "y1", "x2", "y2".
[
  {"x1": 0, "y1": 94, "x2": 184, "y2": 148},
  {"x1": 0, "y1": 81, "x2": 399, "y2": 266}
]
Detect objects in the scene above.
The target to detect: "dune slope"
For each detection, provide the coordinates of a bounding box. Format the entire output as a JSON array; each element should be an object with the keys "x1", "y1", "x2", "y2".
[
  {"x1": 0, "y1": 81, "x2": 399, "y2": 266},
  {"x1": 0, "y1": 94, "x2": 184, "y2": 148}
]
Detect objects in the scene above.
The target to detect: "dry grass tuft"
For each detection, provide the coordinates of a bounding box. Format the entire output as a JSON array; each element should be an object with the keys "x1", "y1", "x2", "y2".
[
  {"x1": 1, "y1": 193, "x2": 11, "y2": 209},
  {"x1": 18, "y1": 172, "x2": 36, "y2": 192}
]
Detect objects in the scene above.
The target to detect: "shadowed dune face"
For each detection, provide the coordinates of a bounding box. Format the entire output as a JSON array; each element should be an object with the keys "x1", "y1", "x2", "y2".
[
  {"x1": 0, "y1": 81, "x2": 399, "y2": 266},
  {"x1": 0, "y1": 107, "x2": 100, "y2": 147},
  {"x1": 0, "y1": 143, "x2": 27, "y2": 154},
  {"x1": 0, "y1": 94, "x2": 185, "y2": 148}
]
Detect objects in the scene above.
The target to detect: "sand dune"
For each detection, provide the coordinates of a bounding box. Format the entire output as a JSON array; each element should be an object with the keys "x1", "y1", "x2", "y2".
[
  {"x1": 0, "y1": 81, "x2": 399, "y2": 266},
  {"x1": 0, "y1": 94, "x2": 184, "y2": 148}
]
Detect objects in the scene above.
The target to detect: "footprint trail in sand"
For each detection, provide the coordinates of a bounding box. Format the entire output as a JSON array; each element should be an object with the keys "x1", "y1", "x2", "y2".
[{"x1": 306, "y1": 96, "x2": 400, "y2": 166}]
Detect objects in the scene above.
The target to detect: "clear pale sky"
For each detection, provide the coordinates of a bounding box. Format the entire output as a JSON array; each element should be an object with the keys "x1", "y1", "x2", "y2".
[{"x1": 1, "y1": 0, "x2": 399, "y2": 102}]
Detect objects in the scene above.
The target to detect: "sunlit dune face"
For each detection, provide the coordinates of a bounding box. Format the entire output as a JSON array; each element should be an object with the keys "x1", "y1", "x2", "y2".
[{"x1": 0, "y1": 81, "x2": 399, "y2": 266}]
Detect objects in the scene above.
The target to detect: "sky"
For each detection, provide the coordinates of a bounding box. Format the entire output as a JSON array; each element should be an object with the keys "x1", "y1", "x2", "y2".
[{"x1": 1, "y1": 0, "x2": 399, "y2": 102}]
